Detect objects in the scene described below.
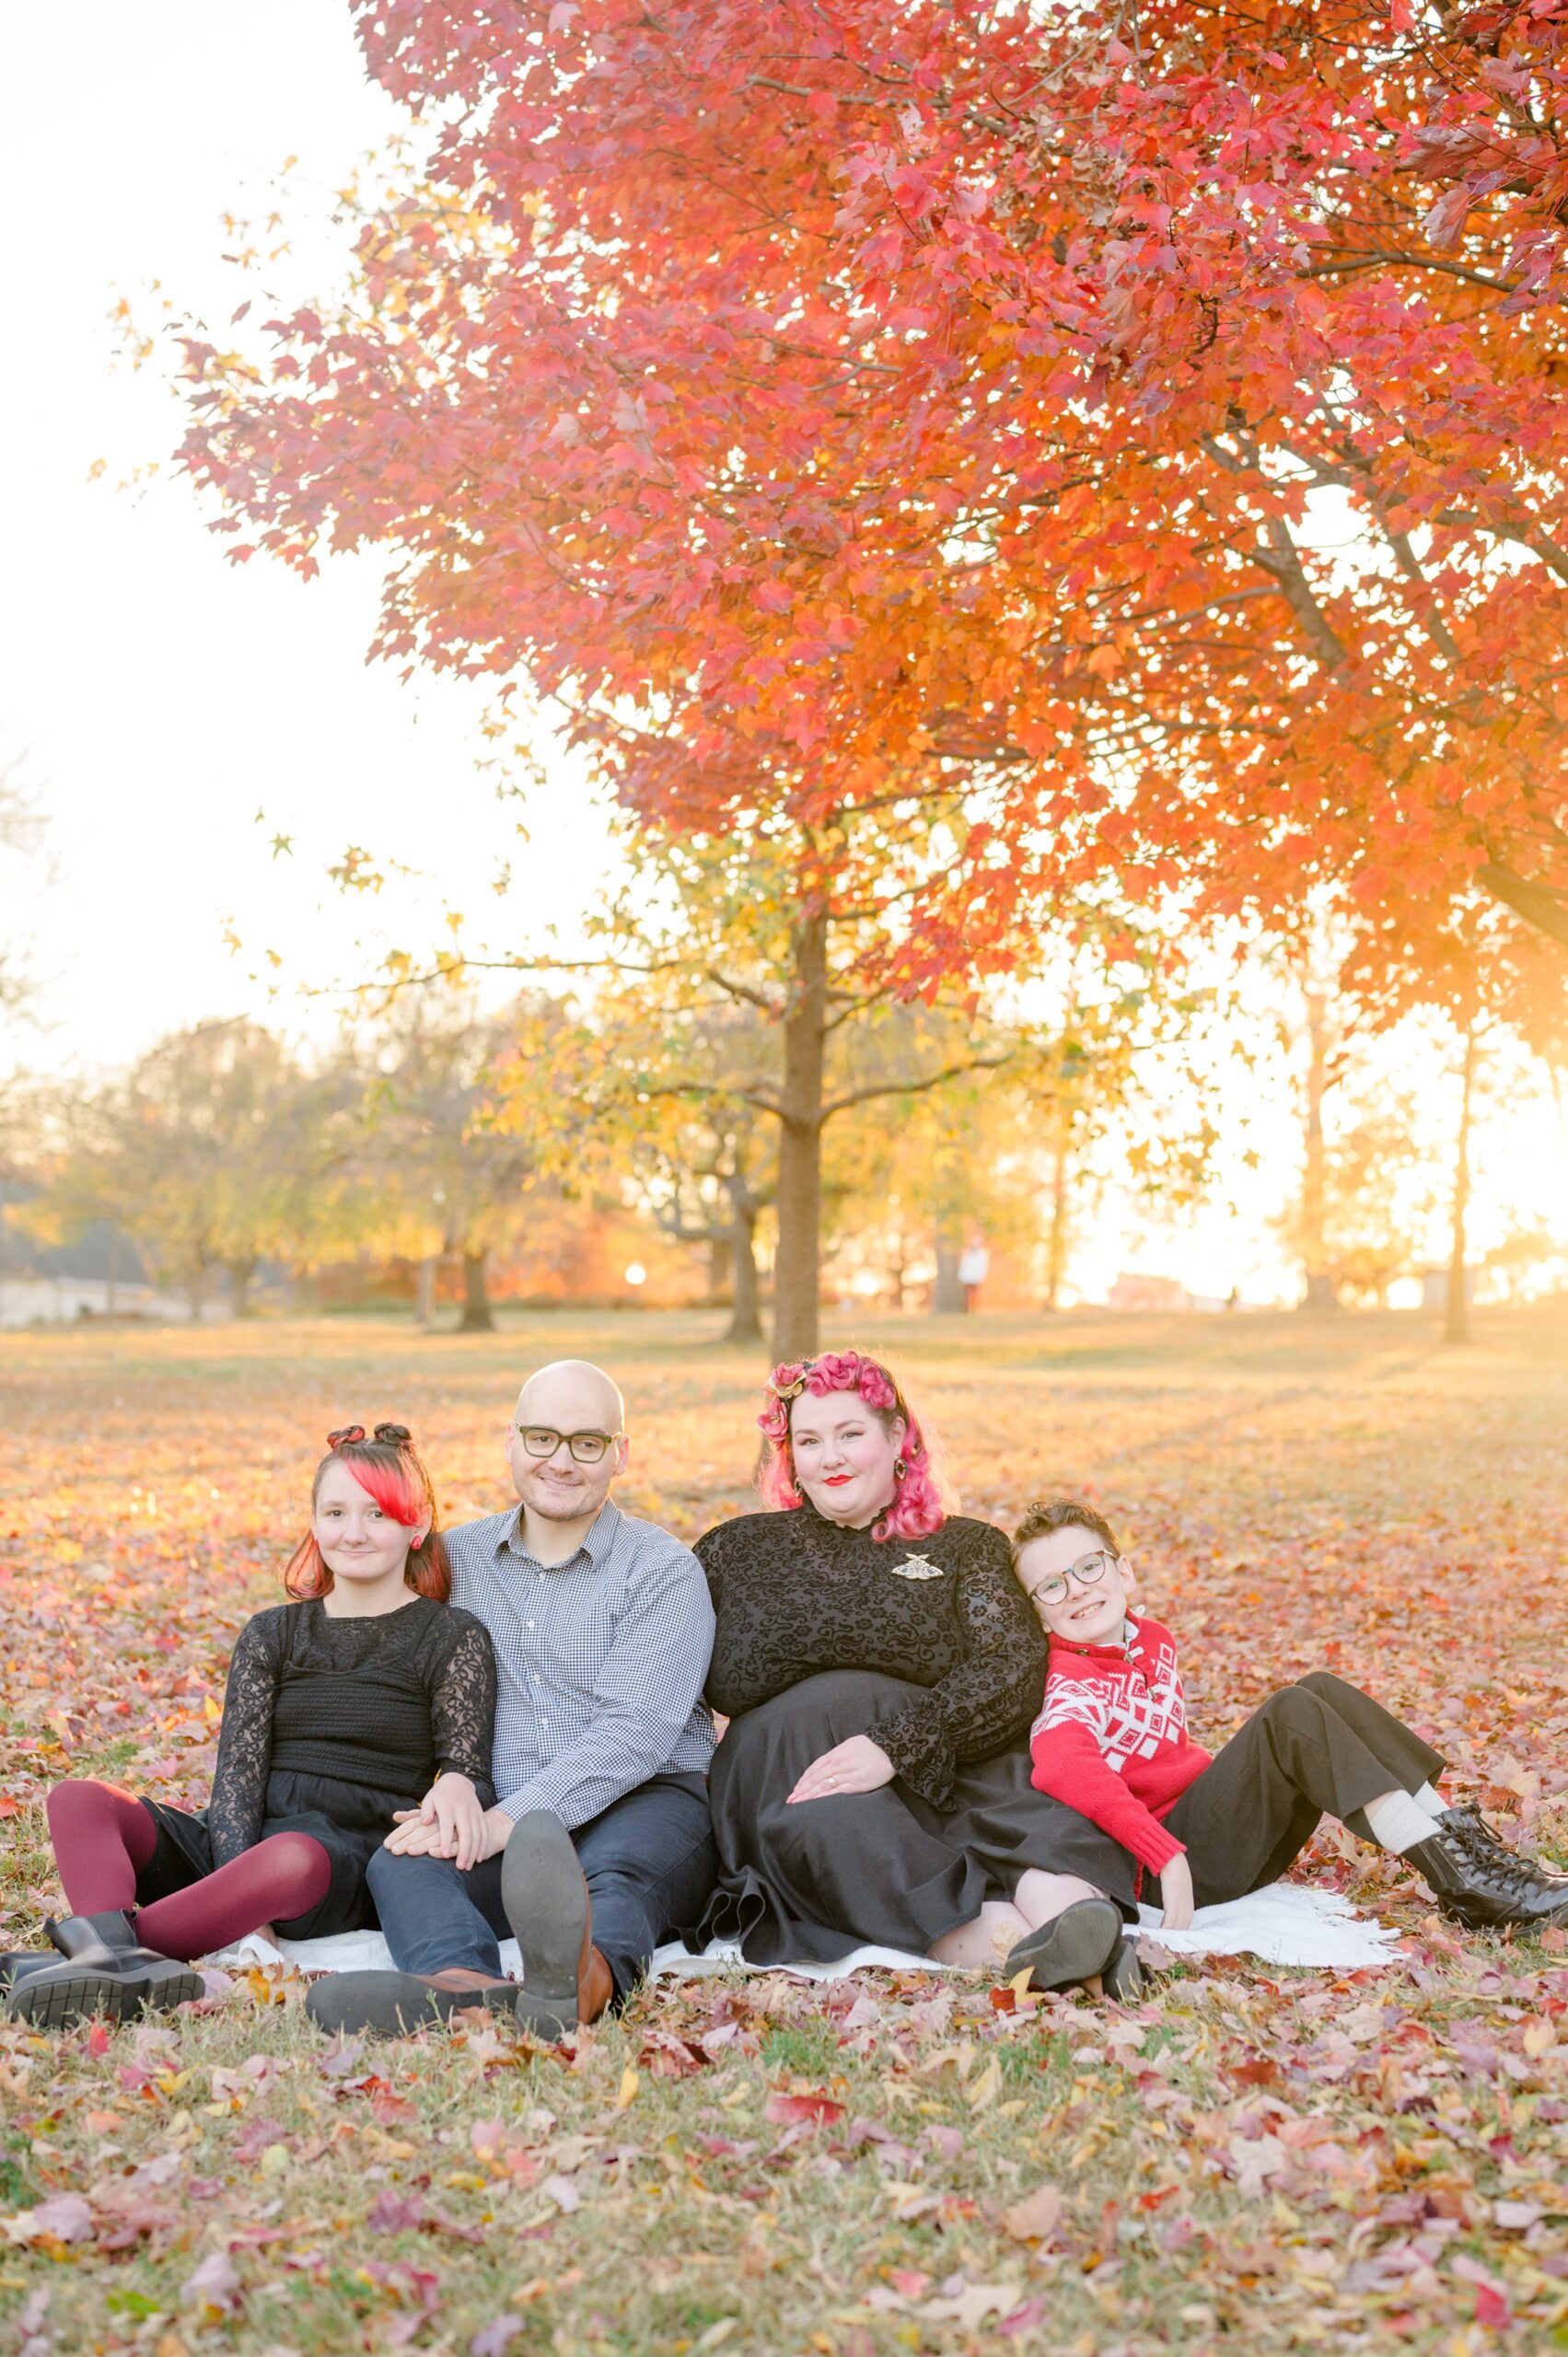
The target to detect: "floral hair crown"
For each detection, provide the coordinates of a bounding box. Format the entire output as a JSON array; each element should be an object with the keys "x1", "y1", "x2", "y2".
[{"x1": 757, "y1": 1352, "x2": 908, "y2": 1450}]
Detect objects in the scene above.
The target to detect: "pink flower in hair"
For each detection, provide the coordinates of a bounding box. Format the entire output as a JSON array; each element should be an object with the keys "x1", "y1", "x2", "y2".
[{"x1": 755, "y1": 1349, "x2": 950, "y2": 1540}]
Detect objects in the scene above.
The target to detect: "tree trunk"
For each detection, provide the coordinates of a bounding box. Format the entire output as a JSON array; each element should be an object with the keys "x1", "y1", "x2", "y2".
[
  {"x1": 1299, "y1": 985, "x2": 1340, "y2": 1311},
  {"x1": 186, "y1": 1267, "x2": 207, "y2": 1323},
  {"x1": 1445, "y1": 1021, "x2": 1478, "y2": 1346},
  {"x1": 105, "y1": 1226, "x2": 120, "y2": 1319},
  {"x1": 459, "y1": 1246, "x2": 496, "y2": 1333},
  {"x1": 706, "y1": 1234, "x2": 732, "y2": 1303},
  {"x1": 416, "y1": 1254, "x2": 439, "y2": 1329},
  {"x1": 725, "y1": 1205, "x2": 764, "y2": 1345},
  {"x1": 772, "y1": 910, "x2": 827, "y2": 1359},
  {"x1": 933, "y1": 1228, "x2": 964, "y2": 1315},
  {"x1": 1043, "y1": 1132, "x2": 1071, "y2": 1311},
  {"x1": 227, "y1": 1258, "x2": 257, "y2": 1318},
  {"x1": 932, "y1": 1128, "x2": 967, "y2": 1313}
]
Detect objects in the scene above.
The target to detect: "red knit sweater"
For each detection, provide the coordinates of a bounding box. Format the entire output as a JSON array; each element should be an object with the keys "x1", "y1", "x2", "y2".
[{"x1": 1028, "y1": 1615, "x2": 1211, "y2": 1877}]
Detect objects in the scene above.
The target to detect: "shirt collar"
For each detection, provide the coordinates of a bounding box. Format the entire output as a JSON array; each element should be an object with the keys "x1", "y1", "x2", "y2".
[
  {"x1": 495, "y1": 1496, "x2": 622, "y2": 1572},
  {"x1": 1050, "y1": 1614, "x2": 1142, "y2": 1665}
]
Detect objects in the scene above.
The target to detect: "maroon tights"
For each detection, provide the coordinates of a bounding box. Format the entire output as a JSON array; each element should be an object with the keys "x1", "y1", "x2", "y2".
[{"x1": 46, "y1": 1780, "x2": 331, "y2": 1963}]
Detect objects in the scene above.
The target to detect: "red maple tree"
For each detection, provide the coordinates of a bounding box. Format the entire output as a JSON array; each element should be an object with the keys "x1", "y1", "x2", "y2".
[
  {"x1": 174, "y1": 0, "x2": 1568, "y2": 1347},
  {"x1": 175, "y1": 0, "x2": 1568, "y2": 970}
]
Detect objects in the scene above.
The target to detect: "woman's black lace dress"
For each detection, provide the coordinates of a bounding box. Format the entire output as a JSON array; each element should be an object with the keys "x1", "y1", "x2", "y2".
[
  {"x1": 689, "y1": 1502, "x2": 1136, "y2": 1963},
  {"x1": 140, "y1": 1597, "x2": 497, "y2": 1940}
]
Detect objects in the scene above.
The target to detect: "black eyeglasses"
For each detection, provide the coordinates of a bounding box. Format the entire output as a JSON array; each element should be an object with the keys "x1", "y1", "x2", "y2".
[
  {"x1": 515, "y1": 1424, "x2": 623, "y2": 1465},
  {"x1": 1025, "y1": 1550, "x2": 1116, "y2": 1608}
]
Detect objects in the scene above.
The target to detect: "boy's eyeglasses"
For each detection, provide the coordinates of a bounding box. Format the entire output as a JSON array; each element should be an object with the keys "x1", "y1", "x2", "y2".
[
  {"x1": 1026, "y1": 1550, "x2": 1116, "y2": 1608},
  {"x1": 515, "y1": 1425, "x2": 623, "y2": 1465}
]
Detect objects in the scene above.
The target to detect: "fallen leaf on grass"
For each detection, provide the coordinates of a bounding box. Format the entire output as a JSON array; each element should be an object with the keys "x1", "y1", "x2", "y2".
[
  {"x1": 1000, "y1": 2182, "x2": 1063, "y2": 2243},
  {"x1": 4, "y1": 2193, "x2": 93, "y2": 2246},
  {"x1": 182, "y1": 2250, "x2": 241, "y2": 2314},
  {"x1": 919, "y1": 2281, "x2": 1020, "y2": 2329},
  {"x1": 470, "y1": 2321, "x2": 522, "y2": 2357},
  {"x1": 764, "y1": 2090, "x2": 844, "y2": 2125}
]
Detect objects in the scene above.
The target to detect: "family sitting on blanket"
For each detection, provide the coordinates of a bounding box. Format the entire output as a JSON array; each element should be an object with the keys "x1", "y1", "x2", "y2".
[{"x1": 6, "y1": 1351, "x2": 1566, "y2": 2032}]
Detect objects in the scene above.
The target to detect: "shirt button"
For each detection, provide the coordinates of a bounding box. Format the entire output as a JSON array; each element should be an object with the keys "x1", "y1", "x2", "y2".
[{"x1": 527, "y1": 1620, "x2": 535, "y2": 1631}]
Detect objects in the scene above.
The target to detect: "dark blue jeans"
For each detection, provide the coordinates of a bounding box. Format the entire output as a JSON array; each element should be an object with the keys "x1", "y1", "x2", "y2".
[{"x1": 366, "y1": 1772, "x2": 716, "y2": 2003}]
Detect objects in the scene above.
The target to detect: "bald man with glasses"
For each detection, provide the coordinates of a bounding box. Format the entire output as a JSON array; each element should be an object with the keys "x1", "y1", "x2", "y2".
[{"x1": 309, "y1": 1360, "x2": 717, "y2": 2038}]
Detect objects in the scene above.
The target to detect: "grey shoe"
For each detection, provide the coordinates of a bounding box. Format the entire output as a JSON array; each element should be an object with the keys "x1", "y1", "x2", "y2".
[
  {"x1": 501, "y1": 1811, "x2": 593, "y2": 2041},
  {"x1": 1103, "y1": 1935, "x2": 1145, "y2": 2003},
  {"x1": 1006, "y1": 1898, "x2": 1123, "y2": 1993},
  {"x1": 305, "y1": 1968, "x2": 517, "y2": 2038}
]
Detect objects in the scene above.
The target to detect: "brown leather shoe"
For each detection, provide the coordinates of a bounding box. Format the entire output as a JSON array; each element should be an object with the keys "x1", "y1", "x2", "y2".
[
  {"x1": 305, "y1": 1967, "x2": 517, "y2": 2038},
  {"x1": 503, "y1": 1811, "x2": 616, "y2": 2038},
  {"x1": 580, "y1": 1944, "x2": 614, "y2": 2025}
]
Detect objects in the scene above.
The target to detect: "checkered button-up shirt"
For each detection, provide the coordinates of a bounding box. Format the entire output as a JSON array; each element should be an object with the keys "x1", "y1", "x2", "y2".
[{"x1": 445, "y1": 1499, "x2": 716, "y2": 1829}]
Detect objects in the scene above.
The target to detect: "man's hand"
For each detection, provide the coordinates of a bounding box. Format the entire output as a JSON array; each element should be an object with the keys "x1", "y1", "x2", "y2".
[
  {"x1": 381, "y1": 1775, "x2": 512, "y2": 1870},
  {"x1": 1158, "y1": 1852, "x2": 1195, "y2": 1932},
  {"x1": 786, "y1": 1735, "x2": 895, "y2": 1805}
]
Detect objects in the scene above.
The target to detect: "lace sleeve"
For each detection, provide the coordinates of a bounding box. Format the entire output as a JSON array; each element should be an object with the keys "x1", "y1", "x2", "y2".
[
  {"x1": 874, "y1": 1524, "x2": 1050, "y2": 1809},
  {"x1": 430, "y1": 1616, "x2": 498, "y2": 1806},
  {"x1": 208, "y1": 1613, "x2": 284, "y2": 1867}
]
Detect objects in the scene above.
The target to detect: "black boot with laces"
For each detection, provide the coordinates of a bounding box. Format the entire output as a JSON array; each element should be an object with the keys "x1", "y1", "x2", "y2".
[{"x1": 1406, "y1": 1818, "x2": 1568, "y2": 1933}]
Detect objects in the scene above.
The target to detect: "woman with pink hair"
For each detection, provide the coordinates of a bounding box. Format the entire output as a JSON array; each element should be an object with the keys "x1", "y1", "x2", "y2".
[{"x1": 688, "y1": 1352, "x2": 1139, "y2": 1993}]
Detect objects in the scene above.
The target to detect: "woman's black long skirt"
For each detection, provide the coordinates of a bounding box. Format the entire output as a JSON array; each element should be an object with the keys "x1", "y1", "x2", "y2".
[{"x1": 691, "y1": 1670, "x2": 1138, "y2": 1964}]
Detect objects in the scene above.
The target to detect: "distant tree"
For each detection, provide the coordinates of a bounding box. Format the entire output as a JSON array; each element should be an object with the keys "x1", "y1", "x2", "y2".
[
  {"x1": 33, "y1": 1021, "x2": 329, "y2": 1316},
  {"x1": 473, "y1": 820, "x2": 1033, "y2": 1355},
  {"x1": 1276, "y1": 1088, "x2": 1435, "y2": 1311},
  {"x1": 355, "y1": 992, "x2": 548, "y2": 1333},
  {"x1": 0, "y1": 757, "x2": 46, "y2": 1028}
]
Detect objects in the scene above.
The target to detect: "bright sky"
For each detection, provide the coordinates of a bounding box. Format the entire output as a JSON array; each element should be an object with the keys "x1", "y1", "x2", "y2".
[
  {"x1": 0, "y1": 0, "x2": 610, "y2": 1079},
  {"x1": 0, "y1": 4, "x2": 1562, "y2": 1306}
]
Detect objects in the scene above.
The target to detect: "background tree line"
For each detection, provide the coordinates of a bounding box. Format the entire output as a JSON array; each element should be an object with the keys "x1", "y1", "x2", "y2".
[{"x1": 3, "y1": 908, "x2": 1561, "y2": 1342}]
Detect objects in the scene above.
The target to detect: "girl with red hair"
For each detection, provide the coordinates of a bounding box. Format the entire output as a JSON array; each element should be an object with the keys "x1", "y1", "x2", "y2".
[
  {"x1": 6, "y1": 1425, "x2": 497, "y2": 2028},
  {"x1": 690, "y1": 1353, "x2": 1139, "y2": 1994}
]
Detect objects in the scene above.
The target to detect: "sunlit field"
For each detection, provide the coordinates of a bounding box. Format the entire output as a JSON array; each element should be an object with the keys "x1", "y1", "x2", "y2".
[{"x1": 2, "y1": 1307, "x2": 1567, "y2": 2355}]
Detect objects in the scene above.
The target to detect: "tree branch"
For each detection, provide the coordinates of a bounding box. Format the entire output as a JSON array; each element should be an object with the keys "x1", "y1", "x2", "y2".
[
  {"x1": 1477, "y1": 861, "x2": 1568, "y2": 949},
  {"x1": 819, "y1": 1050, "x2": 1015, "y2": 1121}
]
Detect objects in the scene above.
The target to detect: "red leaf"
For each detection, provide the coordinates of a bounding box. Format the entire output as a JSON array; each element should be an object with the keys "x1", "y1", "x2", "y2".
[
  {"x1": 764, "y1": 2091, "x2": 844, "y2": 2125},
  {"x1": 1474, "y1": 2284, "x2": 1514, "y2": 2330}
]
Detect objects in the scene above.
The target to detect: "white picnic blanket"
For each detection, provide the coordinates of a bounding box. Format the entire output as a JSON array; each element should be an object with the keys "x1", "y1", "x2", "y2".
[{"x1": 213, "y1": 1880, "x2": 1396, "y2": 1979}]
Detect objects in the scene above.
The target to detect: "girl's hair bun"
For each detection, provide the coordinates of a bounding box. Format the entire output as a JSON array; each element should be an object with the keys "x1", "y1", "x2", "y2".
[{"x1": 373, "y1": 1422, "x2": 413, "y2": 1447}]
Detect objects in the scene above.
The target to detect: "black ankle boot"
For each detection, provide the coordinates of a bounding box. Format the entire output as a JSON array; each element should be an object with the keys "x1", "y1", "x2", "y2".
[
  {"x1": 6, "y1": 1913, "x2": 203, "y2": 2030},
  {"x1": 1406, "y1": 1821, "x2": 1568, "y2": 1933},
  {"x1": 0, "y1": 1954, "x2": 64, "y2": 1992}
]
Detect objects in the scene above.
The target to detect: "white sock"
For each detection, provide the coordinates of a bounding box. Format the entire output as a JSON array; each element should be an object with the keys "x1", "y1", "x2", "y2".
[
  {"x1": 1363, "y1": 1789, "x2": 1441, "y2": 1856},
  {"x1": 1413, "y1": 1782, "x2": 1447, "y2": 1820}
]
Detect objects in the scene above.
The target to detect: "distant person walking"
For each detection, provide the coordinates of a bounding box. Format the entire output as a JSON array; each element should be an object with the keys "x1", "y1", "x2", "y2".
[{"x1": 958, "y1": 1243, "x2": 989, "y2": 1313}]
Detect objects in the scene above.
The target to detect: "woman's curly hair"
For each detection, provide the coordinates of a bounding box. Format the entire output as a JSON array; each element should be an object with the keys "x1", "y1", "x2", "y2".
[{"x1": 755, "y1": 1349, "x2": 952, "y2": 1541}]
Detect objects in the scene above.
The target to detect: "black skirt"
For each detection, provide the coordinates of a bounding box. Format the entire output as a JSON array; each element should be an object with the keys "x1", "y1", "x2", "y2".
[
  {"x1": 691, "y1": 1671, "x2": 1138, "y2": 1964},
  {"x1": 139, "y1": 1767, "x2": 417, "y2": 1943}
]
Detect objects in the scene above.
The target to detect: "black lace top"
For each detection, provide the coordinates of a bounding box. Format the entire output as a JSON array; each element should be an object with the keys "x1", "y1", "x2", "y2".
[
  {"x1": 207, "y1": 1596, "x2": 498, "y2": 1866},
  {"x1": 696, "y1": 1503, "x2": 1048, "y2": 1809}
]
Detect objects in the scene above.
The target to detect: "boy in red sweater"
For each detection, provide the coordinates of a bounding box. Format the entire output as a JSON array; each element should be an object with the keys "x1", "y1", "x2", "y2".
[{"x1": 1015, "y1": 1499, "x2": 1568, "y2": 1936}]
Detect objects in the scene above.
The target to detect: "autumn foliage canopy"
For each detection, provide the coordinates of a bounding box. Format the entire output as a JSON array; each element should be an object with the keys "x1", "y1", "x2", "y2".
[{"x1": 179, "y1": 0, "x2": 1568, "y2": 994}]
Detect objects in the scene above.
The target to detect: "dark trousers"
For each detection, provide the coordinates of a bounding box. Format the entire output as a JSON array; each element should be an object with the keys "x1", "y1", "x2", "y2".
[
  {"x1": 1162, "y1": 1672, "x2": 1446, "y2": 1908},
  {"x1": 365, "y1": 1772, "x2": 716, "y2": 2002}
]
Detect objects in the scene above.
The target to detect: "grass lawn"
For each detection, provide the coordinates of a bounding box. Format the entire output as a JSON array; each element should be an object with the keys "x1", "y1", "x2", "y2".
[{"x1": 1, "y1": 1305, "x2": 1566, "y2": 2355}]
